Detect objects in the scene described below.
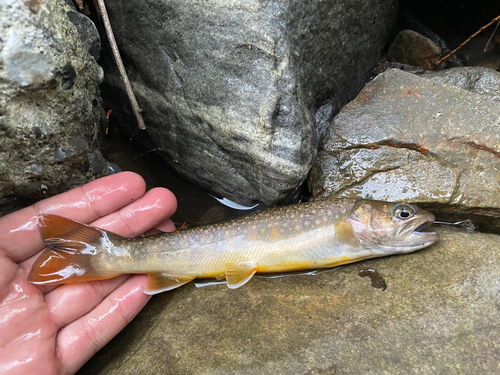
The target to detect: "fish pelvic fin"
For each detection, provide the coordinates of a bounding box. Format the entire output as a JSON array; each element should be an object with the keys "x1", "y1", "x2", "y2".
[
  {"x1": 145, "y1": 273, "x2": 195, "y2": 295},
  {"x1": 225, "y1": 262, "x2": 257, "y2": 289},
  {"x1": 29, "y1": 214, "x2": 121, "y2": 285}
]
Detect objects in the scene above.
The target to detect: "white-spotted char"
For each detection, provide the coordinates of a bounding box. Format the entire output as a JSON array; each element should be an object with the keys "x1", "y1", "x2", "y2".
[{"x1": 29, "y1": 199, "x2": 439, "y2": 294}]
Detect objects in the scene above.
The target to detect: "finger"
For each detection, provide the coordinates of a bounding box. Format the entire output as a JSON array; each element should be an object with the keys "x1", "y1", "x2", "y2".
[
  {"x1": 19, "y1": 187, "x2": 176, "y2": 278},
  {"x1": 46, "y1": 276, "x2": 131, "y2": 327},
  {"x1": 40, "y1": 187, "x2": 177, "y2": 326},
  {"x1": 56, "y1": 275, "x2": 150, "y2": 374},
  {"x1": 0, "y1": 172, "x2": 147, "y2": 263},
  {"x1": 92, "y1": 187, "x2": 177, "y2": 237},
  {"x1": 155, "y1": 218, "x2": 176, "y2": 233}
]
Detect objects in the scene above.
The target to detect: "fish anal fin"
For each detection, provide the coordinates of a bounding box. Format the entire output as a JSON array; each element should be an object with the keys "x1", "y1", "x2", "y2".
[
  {"x1": 225, "y1": 262, "x2": 257, "y2": 289},
  {"x1": 145, "y1": 273, "x2": 195, "y2": 295},
  {"x1": 334, "y1": 220, "x2": 360, "y2": 248}
]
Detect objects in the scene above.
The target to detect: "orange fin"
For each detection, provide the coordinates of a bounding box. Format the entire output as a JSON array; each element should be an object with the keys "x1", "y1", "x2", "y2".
[
  {"x1": 145, "y1": 273, "x2": 195, "y2": 294},
  {"x1": 225, "y1": 262, "x2": 257, "y2": 289},
  {"x1": 29, "y1": 214, "x2": 121, "y2": 285},
  {"x1": 334, "y1": 220, "x2": 360, "y2": 248}
]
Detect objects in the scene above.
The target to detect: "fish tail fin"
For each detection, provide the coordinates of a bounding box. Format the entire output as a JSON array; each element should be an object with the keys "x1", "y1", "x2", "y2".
[{"x1": 29, "y1": 214, "x2": 121, "y2": 285}]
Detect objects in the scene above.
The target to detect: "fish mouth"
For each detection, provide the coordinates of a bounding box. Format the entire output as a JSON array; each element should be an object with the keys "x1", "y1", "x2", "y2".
[
  {"x1": 414, "y1": 220, "x2": 434, "y2": 233},
  {"x1": 406, "y1": 215, "x2": 440, "y2": 247}
]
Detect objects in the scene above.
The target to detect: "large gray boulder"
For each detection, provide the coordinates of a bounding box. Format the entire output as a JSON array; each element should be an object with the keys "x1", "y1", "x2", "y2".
[
  {"x1": 0, "y1": 0, "x2": 107, "y2": 214},
  {"x1": 99, "y1": 0, "x2": 398, "y2": 206},
  {"x1": 309, "y1": 68, "x2": 500, "y2": 232},
  {"x1": 79, "y1": 227, "x2": 500, "y2": 374}
]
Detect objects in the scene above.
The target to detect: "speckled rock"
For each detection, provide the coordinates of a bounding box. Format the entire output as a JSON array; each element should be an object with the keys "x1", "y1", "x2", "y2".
[
  {"x1": 97, "y1": 0, "x2": 398, "y2": 206},
  {"x1": 0, "y1": 0, "x2": 108, "y2": 214},
  {"x1": 79, "y1": 227, "x2": 500, "y2": 374},
  {"x1": 309, "y1": 68, "x2": 500, "y2": 232}
]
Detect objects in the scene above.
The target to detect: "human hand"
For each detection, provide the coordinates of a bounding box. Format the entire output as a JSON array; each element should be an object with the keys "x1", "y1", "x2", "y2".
[{"x1": 0, "y1": 172, "x2": 177, "y2": 374}]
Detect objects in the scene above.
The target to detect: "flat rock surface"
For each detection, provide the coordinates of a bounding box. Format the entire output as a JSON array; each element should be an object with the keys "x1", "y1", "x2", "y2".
[
  {"x1": 309, "y1": 68, "x2": 500, "y2": 232},
  {"x1": 79, "y1": 227, "x2": 500, "y2": 374}
]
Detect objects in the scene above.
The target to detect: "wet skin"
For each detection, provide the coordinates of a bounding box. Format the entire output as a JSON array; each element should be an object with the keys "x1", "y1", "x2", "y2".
[{"x1": 0, "y1": 172, "x2": 177, "y2": 375}]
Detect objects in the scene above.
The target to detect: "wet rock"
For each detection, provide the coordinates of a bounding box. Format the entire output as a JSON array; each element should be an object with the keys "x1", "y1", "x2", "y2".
[
  {"x1": 98, "y1": 0, "x2": 398, "y2": 206},
  {"x1": 309, "y1": 69, "x2": 500, "y2": 230},
  {"x1": 419, "y1": 66, "x2": 500, "y2": 101},
  {"x1": 0, "y1": 0, "x2": 108, "y2": 215},
  {"x1": 386, "y1": 29, "x2": 441, "y2": 70},
  {"x1": 79, "y1": 227, "x2": 500, "y2": 374}
]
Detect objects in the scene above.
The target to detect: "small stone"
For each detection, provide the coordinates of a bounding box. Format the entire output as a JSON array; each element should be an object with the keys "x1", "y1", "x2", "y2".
[{"x1": 386, "y1": 29, "x2": 441, "y2": 70}]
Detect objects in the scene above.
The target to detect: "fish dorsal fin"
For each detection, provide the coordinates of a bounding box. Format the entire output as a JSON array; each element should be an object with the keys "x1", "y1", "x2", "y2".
[
  {"x1": 145, "y1": 273, "x2": 195, "y2": 295},
  {"x1": 225, "y1": 262, "x2": 257, "y2": 289},
  {"x1": 334, "y1": 220, "x2": 360, "y2": 248}
]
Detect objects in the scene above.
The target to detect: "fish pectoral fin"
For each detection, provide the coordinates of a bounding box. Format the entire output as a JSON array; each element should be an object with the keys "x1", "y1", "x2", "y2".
[
  {"x1": 334, "y1": 220, "x2": 360, "y2": 248},
  {"x1": 145, "y1": 273, "x2": 194, "y2": 295},
  {"x1": 225, "y1": 262, "x2": 257, "y2": 289}
]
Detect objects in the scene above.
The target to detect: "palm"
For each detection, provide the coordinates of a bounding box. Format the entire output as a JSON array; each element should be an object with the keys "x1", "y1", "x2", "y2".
[{"x1": 0, "y1": 172, "x2": 177, "y2": 374}]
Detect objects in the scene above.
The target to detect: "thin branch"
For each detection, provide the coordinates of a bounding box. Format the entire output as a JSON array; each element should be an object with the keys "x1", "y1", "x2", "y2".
[
  {"x1": 95, "y1": 0, "x2": 146, "y2": 130},
  {"x1": 435, "y1": 14, "x2": 500, "y2": 66},
  {"x1": 484, "y1": 19, "x2": 500, "y2": 52}
]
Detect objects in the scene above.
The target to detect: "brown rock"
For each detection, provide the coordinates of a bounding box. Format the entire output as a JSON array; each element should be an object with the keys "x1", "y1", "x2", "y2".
[
  {"x1": 309, "y1": 68, "x2": 500, "y2": 233},
  {"x1": 386, "y1": 29, "x2": 441, "y2": 70}
]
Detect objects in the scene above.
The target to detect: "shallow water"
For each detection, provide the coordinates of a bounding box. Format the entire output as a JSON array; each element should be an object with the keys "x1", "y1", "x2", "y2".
[{"x1": 102, "y1": 126, "x2": 268, "y2": 229}]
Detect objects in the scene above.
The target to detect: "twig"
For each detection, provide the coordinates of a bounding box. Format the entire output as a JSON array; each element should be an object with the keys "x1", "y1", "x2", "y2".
[
  {"x1": 435, "y1": 14, "x2": 500, "y2": 66},
  {"x1": 484, "y1": 19, "x2": 500, "y2": 52},
  {"x1": 95, "y1": 0, "x2": 146, "y2": 130}
]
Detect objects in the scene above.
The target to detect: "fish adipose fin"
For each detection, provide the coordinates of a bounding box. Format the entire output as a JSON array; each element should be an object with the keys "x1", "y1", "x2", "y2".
[
  {"x1": 145, "y1": 274, "x2": 195, "y2": 295},
  {"x1": 225, "y1": 262, "x2": 257, "y2": 289},
  {"x1": 29, "y1": 214, "x2": 121, "y2": 285}
]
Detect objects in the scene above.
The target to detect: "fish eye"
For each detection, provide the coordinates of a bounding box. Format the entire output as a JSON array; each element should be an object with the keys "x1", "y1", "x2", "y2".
[{"x1": 394, "y1": 205, "x2": 414, "y2": 220}]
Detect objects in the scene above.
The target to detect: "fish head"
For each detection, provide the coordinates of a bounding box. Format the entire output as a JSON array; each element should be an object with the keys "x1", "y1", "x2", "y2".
[{"x1": 346, "y1": 201, "x2": 439, "y2": 255}]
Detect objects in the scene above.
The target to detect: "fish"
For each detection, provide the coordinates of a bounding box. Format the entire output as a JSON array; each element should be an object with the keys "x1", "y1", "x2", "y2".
[{"x1": 28, "y1": 199, "x2": 439, "y2": 294}]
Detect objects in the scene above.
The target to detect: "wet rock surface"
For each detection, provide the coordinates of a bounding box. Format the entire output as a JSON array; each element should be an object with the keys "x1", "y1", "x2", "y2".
[
  {"x1": 0, "y1": 0, "x2": 107, "y2": 214},
  {"x1": 98, "y1": 0, "x2": 398, "y2": 206},
  {"x1": 79, "y1": 227, "x2": 500, "y2": 374},
  {"x1": 419, "y1": 66, "x2": 500, "y2": 101},
  {"x1": 309, "y1": 68, "x2": 500, "y2": 232}
]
